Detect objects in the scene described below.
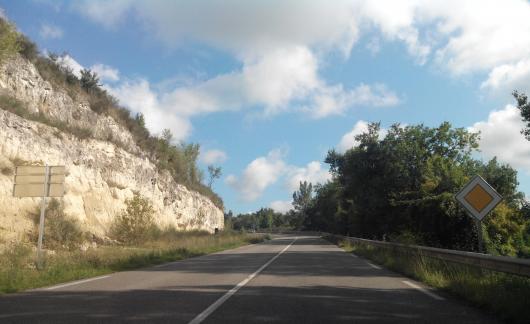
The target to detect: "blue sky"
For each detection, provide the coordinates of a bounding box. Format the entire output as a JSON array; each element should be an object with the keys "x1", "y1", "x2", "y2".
[{"x1": 3, "y1": 0, "x2": 530, "y2": 214}]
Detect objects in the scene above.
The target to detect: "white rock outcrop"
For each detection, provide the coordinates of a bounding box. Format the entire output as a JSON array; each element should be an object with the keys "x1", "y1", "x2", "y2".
[{"x1": 0, "y1": 56, "x2": 223, "y2": 244}]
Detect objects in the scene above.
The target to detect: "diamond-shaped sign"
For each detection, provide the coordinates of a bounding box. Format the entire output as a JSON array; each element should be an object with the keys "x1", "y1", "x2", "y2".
[{"x1": 455, "y1": 175, "x2": 502, "y2": 221}]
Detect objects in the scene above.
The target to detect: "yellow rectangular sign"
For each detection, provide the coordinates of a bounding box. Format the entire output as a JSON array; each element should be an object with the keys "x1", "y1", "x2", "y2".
[
  {"x1": 15, "y1": 166, "x2": 65, "y2": 176},
  {"x1": 14, "y1": 174, "x2": 65, "y2": 184},
  {"x1": 13, "y1": 183, "x2": 65, "y2": 197}
]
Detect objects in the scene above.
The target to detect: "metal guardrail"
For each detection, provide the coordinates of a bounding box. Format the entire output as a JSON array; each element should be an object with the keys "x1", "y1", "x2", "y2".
[{"x1": 326, "y1": 234, "x2": 530, "y2": 277}]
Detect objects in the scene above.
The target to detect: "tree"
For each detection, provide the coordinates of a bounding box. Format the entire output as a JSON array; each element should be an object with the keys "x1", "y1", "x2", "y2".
[
  {"x1": 514, "y1": 91, "x2": 530, "y2": 140},
  {"x1": 292, "y1": 181, "x2": 313, "y2": 229},
  {"x1": 112, "y1": 193, "x2": 154, "y2": 244},
  {"x1": 0, "y1": 19, "x2": 21, "y2": 63},
  {"x1": 207, "y1": 165, "x2": 222, "y2": 188},
  {"x1": 80, "y1": 68, "x2": 100, "y2": 93}
]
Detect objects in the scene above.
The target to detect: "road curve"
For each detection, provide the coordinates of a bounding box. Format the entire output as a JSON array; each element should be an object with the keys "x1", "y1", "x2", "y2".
[{"x1": 0, "y1": 234, "x2": 496, "y2": 323}]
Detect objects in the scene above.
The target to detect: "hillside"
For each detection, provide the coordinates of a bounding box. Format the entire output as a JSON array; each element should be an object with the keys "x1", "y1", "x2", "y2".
[{"x1": 0, "y1": 20, "x2": 224, "y2": 244}]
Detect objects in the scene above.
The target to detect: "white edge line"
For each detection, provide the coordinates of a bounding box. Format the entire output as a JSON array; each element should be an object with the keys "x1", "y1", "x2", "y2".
[
  {"x1": 188, "y1": 237, "x2": 298, "y2": 324},
  {"x1": 365, "y1": 261, "x2": 382, "y2": 270},
  {"x1": 402, "y1": 280, "x2": 445, "y2": 301},
  {"x1": 44, "y1": 275, "x2": 111, "y2": 290}
]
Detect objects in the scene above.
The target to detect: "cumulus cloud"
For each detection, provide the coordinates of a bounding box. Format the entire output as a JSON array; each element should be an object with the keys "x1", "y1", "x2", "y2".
[
  {"x1": 226, "y1": 148, "x2": 331, "y2": 202},
  {"x1": 70, "y1": 1, "x2": 398, "y2": 121},
  {"x1": 39, "y1": 23, "x2": 63, "y2": 39},
  {"x1": 225, "y1": 149, "x2": 287, "y2": 202},
  {"x1": 107, "y1": 79, "x2": 192, "y2": 141},
  {"x1": 469, "y1": 105, "x2": 530, "y2": 172},
  {"x1": 70, "y1": 0, "x2": 530, "y2": 78},
  {"x1": 270, "y1": 200, "x2": 293, "y2": 213},
  {"x1": 308, "y1": 83, "x2": 400, "y2": 118},
  {"x1": 200, "y1": 149, "x2": 227, "y2": 165},
  {"x1": 480, "y1": 59, "x2": 530, "y2": 95},
  {"x1": 286, "y1": 161, "x2": 331, "y2": 192},
  {"x1": 91, "y1": 63, "x2": 120, "y2": 82}
]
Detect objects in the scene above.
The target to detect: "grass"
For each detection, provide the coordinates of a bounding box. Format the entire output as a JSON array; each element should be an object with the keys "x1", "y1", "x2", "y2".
[
  {"x1": 0, "y1": 94, "x2": 93, "y2": 140},
  {"x1": 0, "y1": 231, "x2": 267, "y2": 294},
  {"x1": 326, "y1": 235, "x2": 530, "y2": 323}
]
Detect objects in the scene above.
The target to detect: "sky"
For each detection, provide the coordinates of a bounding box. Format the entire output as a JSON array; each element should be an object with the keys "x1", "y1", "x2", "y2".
[{"x1": 2, "y1": 0, "x2": 530, "y2": 214}]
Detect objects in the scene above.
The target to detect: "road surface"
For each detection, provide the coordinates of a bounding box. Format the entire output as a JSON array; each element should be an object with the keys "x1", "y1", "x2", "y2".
[{"x1": 0, "y1": 234, "x2": 496, "y2": 323}]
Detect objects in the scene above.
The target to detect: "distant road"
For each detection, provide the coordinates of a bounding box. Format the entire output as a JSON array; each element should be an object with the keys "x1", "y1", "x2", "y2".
[{"x1": 0, "y1": 234, "x2": 496, "y2": 323}]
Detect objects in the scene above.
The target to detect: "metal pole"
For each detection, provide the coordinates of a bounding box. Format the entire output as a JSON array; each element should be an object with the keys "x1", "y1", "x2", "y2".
[
  {"x1": 475, "y1": 218, "x2": 484, "y2": 253},
  {"x1": 37, "y1": 164, "x2": 49, "y2": 269}
]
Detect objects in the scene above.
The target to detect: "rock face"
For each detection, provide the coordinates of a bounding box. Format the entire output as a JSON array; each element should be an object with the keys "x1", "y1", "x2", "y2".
[{"x1": 0, "y1": 56, "x2": 224, "y2": 244}]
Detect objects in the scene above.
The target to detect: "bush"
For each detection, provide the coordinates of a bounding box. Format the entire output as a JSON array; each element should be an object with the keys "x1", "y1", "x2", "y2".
[
  {"x1": 29, "y1": 199, "x2": 85, "y2": 251},
  {"x1": 111, "y1": 193, "x2": 155, "y2": 245},
  {"x1": 0, "y1": 18, "x2": 21, "y2": 63}
]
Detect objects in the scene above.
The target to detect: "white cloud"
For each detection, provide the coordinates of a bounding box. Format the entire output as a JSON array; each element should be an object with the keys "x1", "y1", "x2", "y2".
[
  {"x1": 480, "y1": 59, "x2": 530, "y2": 95},
  {"x1": 286, "y1": 161, "x2": 331, "y2": 192},
  {"x1": 270, "y1": 200, "x2": 293, "y2": 213},
  {"x1": 226, "y1": 147, "x2": 331, "y2": 202},
  {"x1": 308, "y1": 83, "x2": 400, "y2": 118},
  {"x1": 225, "y1": 148, "x2": 287, "y2": 202},
  {"x1": 71, "y1": 1, "x2": 398, "y2": 120},
  {"x1": 70, "y1": 0, "x2": 530, "y2": 78},
  {"x1": 337, "y1": 120, "x2": 388, "y2": 152},
  {"x1": 73, "y1": 0, "x2": 360, "y2": 56},
  {"x1": 107, "y1": 79, "x2": 192, "y2": 141},
  {"x1": 200, "y1": 149, "x2": 227, "y2": 165},
  {"x1": 470, "y1": 105, "x2": 530, "y2": 172},
  {"x1": 39, "y1": 23, "x2": 63, "y2": 39},
  {"x1": 91, "y1": 63, "x2": 120, "y2": 82}
]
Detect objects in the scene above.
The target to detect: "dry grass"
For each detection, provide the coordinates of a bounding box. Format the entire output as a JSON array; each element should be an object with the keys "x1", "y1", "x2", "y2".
[{"x1": 0, "y1": 231, "x2": 266, "y2": 294}]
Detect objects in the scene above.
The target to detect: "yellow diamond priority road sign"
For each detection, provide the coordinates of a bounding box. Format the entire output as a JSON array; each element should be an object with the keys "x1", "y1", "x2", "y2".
[{"x1": 455, "y1": 175, "x2": 502, "y2": 221}]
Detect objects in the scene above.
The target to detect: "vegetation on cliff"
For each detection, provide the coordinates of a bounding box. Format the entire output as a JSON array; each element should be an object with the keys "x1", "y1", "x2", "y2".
[{"x1": 0, "y1": 17, "x2": 223, "y2": 209}]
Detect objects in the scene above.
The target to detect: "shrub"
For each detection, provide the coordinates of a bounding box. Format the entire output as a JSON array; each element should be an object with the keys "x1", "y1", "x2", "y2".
[
  {"x1": 1, "y1": 166, "x2": 13, "y2": 176},
  {"x1": 0, "y1": 18, "x2": 21, "y2": 63},
  {"x1": 29, "y1": 199, "x2": 85, "y2": 251},
  {"x1": 111, "y1": 193, "x2": 155, "y2": 245}
]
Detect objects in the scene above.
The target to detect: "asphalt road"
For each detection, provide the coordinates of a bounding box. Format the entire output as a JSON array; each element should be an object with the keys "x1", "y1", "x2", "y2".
[{"x1": 0, "y1": 234, "x2": 496, "y2": 323}]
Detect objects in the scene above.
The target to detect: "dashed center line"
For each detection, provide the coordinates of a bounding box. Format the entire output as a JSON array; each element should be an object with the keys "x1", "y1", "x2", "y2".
[
  {"x1": 402, "y1": 280, "x2": 445, "y2": 300},
  {"x1": 44, "y1": 275, "x2": 111, "y2": 290},
  {"x1": 188, "y1": 237, "x2": 298, "y2": 324}
]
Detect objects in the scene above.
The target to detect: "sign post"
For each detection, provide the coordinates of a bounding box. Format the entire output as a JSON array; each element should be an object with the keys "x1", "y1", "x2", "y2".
[
  {"x1": 13, "y1": 165, "x2": 65, "y2": 269},
  {"x1": 455, "y1": 175, "x2": 502, "y2": 253}
]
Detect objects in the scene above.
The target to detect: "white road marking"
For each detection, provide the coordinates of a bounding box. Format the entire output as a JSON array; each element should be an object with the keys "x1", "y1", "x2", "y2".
[
  {"x1": 188, "y1": 238, "x2": 298, "y2": 324},
  {"x1": 402, "y1": 280, "x2": 445, "y2": 300},
  {"x1": 44, "y1": 275, "x2": 111, "y2": 290},
  {"x1": 365, "y1": 261, "x2": 382, "y2": 270}
]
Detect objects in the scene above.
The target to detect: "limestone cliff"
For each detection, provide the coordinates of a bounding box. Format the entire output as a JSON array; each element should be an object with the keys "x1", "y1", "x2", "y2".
[{"x1": 0, "y1": 56, "x2": 224, "y2": 244}]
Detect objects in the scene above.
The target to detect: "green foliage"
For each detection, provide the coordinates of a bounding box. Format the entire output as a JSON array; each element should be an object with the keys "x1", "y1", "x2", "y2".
[
  {"x1": 306, "y1": 122, "x2": 529, "y2": 256},
  {"x1": 29, "y1": 199, "x2": 85, "y2": 251},
  {"x1": 0, "y1": 19, "x2": 21, "y2": 63},
  {"x1": 292, "y1": 181, "x2": 313, "y2": 229},
  {"x1": 111, "y1": 193, "x2": 155, "y2": 245},
  {"x1": 232, "y1": 208, "x2": 293, "y2": 231},
  {"x1": 80, "y1": 69, "x2": 100, "y2": 92},
  {"x1": 514, "y1": 90, "x2": 530, "y2": 140}
]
